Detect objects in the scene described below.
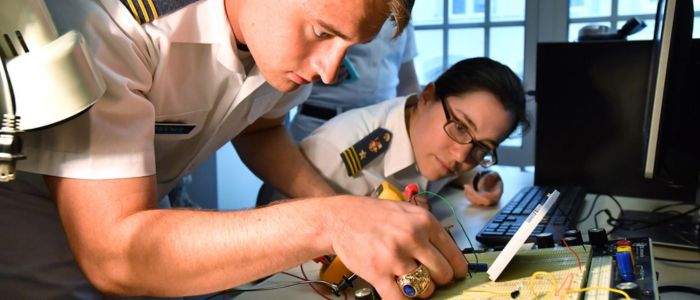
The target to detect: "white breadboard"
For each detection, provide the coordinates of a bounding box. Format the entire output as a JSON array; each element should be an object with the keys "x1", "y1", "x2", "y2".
[{"x1": 433, "y1": 246, "x2": 591, "y2": 300}]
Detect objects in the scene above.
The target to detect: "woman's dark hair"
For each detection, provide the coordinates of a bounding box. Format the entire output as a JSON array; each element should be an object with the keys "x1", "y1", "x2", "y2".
[{"x1": 433, "y1": 57, "x2": 530, "y2": 135}]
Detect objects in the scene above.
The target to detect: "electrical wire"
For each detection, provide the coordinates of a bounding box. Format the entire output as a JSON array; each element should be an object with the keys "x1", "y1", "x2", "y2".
[
  {"x1": 525, "y1": 271, "x2": 632, "y2": 300},
  {"x1": 652, "y1": 203, "x2": 700, "y2": 213},
  {"x1": 567, "y1": 286, "x2": 631, "y2": 300},
  {"x1": 230, "y1": 281, "x2": 336, "y2": 292},
  {"x1": 463, "y1": 271, "x2": 632, "y2": 300},
  {"x1": 202, "y1": 278, "x2": 339, "y2": 300},
  {"x1": 659, "y1": 285, "x2": 700, "y2": 295},
  {"x1": 203, "y1": 269, "x2": 345, "y2": 300},
  {"x1": 418, "y1": 190, "x2": 479, "y2": 264},
  {"x1": 605, "y1": 194, "x2": 625, "y2": 232},
  {"x1": 528, "y1": 271, "x2": 558, "y2": 299},
  {"x1": 298, "y1": 264, "x2": 336, "y2": 300},
  {"x1": 461, "y1": 289, "x2": 515, "y2": 298},
  {"x1": 576, "y1": 194, "x2": 601, "y2": 225},
  {"x1": 208, "y1": 189, "x2": 481, "y2": 300},
  {"x1": 618, "y1": 206, "x2": 700, "y2": 231},
  {"x1": 654, "y1": 257, "x2": 700, "y2": 263},
  {"x1": 555, "y1": 273, "x2": 574, "y2": 296},
  {"x1": 548, "y1": 222, "x2": 583, "y2": 272}
]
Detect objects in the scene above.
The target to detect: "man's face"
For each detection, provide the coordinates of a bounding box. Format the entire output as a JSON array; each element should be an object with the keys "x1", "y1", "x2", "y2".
[{"x1": 226, "y1": 0, "x2": 389, "y2": 92}]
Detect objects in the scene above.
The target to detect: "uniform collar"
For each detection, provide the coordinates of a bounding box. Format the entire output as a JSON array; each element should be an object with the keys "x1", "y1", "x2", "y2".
[
  {"x1": 149, "y1": 0, "x2": 231, "y2": 44},
  {"x1": 149, "y1": 0, "x2": 261, "y2": 84},
  {"x1": 382, "y1": 95, "x2": 419, "y2": 178}
]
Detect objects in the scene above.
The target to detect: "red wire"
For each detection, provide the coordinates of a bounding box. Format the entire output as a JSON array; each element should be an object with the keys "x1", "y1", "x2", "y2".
[
  {"x1": 550, "y1": 223, "x2": 583, "y2": 271},
  {"x1": 555, "y1": 273, "x2": 574, "y2": 297},
  {"x1": 297, "y1": 264, "x2": 334, "y2": 300},
  {"x1": 281, "y1": 271, "x2": 306, "y2": 281}
]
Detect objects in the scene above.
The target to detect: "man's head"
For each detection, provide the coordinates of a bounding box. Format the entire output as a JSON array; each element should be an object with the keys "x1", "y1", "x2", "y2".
[{"x1": 225, "y1": 0, "x2": 412, "y2": 92}]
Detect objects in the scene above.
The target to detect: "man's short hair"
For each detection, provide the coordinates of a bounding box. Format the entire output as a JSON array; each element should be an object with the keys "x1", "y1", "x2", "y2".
[{"x1": 387, "y1": 0, "x2": 414, "y2": 37}]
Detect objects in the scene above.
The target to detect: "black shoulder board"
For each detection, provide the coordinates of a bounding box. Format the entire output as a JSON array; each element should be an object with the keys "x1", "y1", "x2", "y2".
[
  {"x1": 340, "y1": 128, "x2": 393, "y2": 177},
  {"x1": 119, "y1": 0, "x2": 199, "y2": 24}
]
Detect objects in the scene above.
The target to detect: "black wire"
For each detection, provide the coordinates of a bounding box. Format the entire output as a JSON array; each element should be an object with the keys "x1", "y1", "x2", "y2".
[
  {"x1": 594, "y1": 209, "x2": 615, "y2": 231},
  {"x1": 658, "y1": 285, "x2": 700, "y2": 295},
  {"x1": 655, "y1": 257, "x2": 700, "y2": 263},
  {"x1": 652, "y1": 203, "x2": 698, "y2": 213},
  {"x1": 203, "y1": 279, "x2": 339, "y2": 300},
  {"x1": 588, "y1": 194, "x2": 625, "y2": 234},
  {"x1": 581, "y1": 194, "x2": 625, "y2": 234},
  {"x1": 607, "y1": 194, "x2": 625, "y2": 224},
  {"x1": 576, "y1": 194, "x2": 601, "y2": 225},
  {"x1": 616, "y1": 206, "x2": 700, "y2": 231}
]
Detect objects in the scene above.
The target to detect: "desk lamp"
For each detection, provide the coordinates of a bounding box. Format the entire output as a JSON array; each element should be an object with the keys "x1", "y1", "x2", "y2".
[{"x1": 0, "y1": 0, "x2": 105, "y2": 181}]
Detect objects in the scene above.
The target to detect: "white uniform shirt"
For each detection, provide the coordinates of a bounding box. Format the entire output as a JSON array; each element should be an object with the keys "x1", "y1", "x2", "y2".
[
  {"x1": 17, "y1": 0, "x2": 309, "y2": 198},
  {"x1": 300, "y1": 96, "x2": 455, "y2": 196},
  {"x1": 0, "y1": 0, "x2": 309, "y2": 297}
]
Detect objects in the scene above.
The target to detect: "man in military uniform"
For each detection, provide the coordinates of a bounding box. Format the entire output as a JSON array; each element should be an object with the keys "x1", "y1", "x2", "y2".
[{"x1": 0, "y1": 0, "x2": 467, "y2": 299}]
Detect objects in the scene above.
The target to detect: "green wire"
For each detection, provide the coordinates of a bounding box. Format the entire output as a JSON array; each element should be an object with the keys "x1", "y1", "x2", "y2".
[{"x1": 417, "y1": 190, "x2": 479, "y2": 265}]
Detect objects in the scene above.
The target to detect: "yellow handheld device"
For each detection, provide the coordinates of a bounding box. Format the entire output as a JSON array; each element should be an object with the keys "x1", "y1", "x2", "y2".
[{"x1": 318, "y1": 180, "x2": 406, "y2": 285}]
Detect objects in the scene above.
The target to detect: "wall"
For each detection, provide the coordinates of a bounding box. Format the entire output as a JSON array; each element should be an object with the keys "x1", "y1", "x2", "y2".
[{"x1": 215, "y1": 143, "x2": 261, "y2": 211}]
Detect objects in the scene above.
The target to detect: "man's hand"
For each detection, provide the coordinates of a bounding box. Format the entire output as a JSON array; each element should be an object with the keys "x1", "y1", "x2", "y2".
[
  {"x1": 325, "y1": 196, "x2": 467, "y2": 299},
  {"x1": 410, "y1": 194, "x2": 431, "y2": 211},
  {"x1": 462, "y1": 171, "x2": 503, "y2": 206}
]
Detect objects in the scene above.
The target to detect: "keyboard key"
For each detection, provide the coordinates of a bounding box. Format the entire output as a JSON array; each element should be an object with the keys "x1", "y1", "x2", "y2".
[{"x1": 476, "y1": 185, "x2": 586, "y2": 247}]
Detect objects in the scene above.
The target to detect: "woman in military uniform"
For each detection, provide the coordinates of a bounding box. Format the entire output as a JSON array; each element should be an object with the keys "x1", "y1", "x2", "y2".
[{"x1": 300, "y1": 57, "x2": 529, "y2": 207}]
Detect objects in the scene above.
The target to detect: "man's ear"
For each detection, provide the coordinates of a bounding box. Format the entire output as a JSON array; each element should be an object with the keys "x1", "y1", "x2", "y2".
[{"x1": 419, "y1": 82, "x2": 436, "y2": 105}]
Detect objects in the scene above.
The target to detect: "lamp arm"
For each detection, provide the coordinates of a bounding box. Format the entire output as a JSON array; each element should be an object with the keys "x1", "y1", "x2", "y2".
[
  {"x1": 0, "y1": 54, "x2": 25, "y2": 182},
  {"x1": 0, "y1": 52, "x2": 16, "y2": 115}
]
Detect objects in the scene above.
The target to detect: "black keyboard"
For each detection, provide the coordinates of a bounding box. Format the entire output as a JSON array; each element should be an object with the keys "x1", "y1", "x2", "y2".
[{"x1": 475, "y1": 185, "x2": 587, "y2": 247}]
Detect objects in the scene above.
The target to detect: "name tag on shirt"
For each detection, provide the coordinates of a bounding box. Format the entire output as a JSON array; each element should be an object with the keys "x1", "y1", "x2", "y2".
[{"x1": 155, "y1": 123, "x2": 196, "y2": 134}]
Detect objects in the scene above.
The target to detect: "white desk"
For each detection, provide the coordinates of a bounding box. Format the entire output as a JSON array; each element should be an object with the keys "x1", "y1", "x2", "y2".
[{"x1": 235, "y1": 166, "x2": 700, "y2": 299}]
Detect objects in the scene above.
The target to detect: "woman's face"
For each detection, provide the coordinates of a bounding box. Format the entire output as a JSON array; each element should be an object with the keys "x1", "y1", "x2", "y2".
[{"x1": 408, "y1": 85, "x2": 515, "y2": 181}]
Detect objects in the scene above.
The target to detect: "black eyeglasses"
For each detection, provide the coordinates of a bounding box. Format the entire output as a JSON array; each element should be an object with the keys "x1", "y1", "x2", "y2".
[{"x1": 440, "y1": 97, "x2": 498, "y2": 167}]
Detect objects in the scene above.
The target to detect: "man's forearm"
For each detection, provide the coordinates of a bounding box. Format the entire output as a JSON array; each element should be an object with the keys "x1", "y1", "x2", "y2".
[
  {"x1": 233, "y1": 124, "x2": 336, "y2": 198},
  {"x1": 90, "y1": 199, "x2": 335, "y2": 296}
]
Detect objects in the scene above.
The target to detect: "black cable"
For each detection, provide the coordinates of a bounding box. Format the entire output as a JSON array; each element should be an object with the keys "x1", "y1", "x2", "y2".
[
  {"x1": 582, "y1": 194, "x2": 626, "y2": 234},
  {"x1": 594, "y1": 209, "x2": 616, "y2": 231},
  {"x1": 655, "y1": 257, "x2": 700, "y2": 264},
  {"x1": 607, "y1": 195, "x2": 625, "y2": 226},
  {"x1": 203, "y1": 279, "x2": 340, "y2": 300},
  {"x1": 658, "y1": 285, "x2": 700, "y2": 295},
  {"x1": 652, "y1": 203, "x2": 699, "y2": 213},
  {"x1": 588, "y1": 194, "x2": 625, "y2": 234},
  {"x1": 576, "y1": 194, "x2": 601, "y2": 225},
  {"x1": 616, "y1": 206, "x2": 700, "y2": 231}
]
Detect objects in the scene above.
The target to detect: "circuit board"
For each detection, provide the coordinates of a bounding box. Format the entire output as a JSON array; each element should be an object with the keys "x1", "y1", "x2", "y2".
[{"x1": 433, "y1": 246, "x2": 591, "y2": 300}]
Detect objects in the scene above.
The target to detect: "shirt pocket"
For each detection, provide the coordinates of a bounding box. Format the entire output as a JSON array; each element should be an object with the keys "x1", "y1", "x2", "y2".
[{"x1": 154, "y1": 109, "x2": 209, "y2": 141}]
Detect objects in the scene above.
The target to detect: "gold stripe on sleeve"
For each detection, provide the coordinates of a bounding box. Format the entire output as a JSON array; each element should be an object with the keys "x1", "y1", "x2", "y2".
[
  {"x1": 349, "y1": 147, "x2": 361, "y2": 174},
  {"x1": 125, "y1": 0, "x2": 140, "y2": 22},
  {"x1": 146, "y1": 0, "x2": 159, "y2": 19},
  {"x1": 342, "y1": 150, "x2": 357, "y2": 175},
  {"x1": 135, "y1": 0, "x2": 151, "y2": 22}
]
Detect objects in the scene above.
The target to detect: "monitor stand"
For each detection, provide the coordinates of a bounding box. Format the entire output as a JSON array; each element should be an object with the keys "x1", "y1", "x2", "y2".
[{"x1": 612, "y1": 209, "x2": 700, "y2": 250}]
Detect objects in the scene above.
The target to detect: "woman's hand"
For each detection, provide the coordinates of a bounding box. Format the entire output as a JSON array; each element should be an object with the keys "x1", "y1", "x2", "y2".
[{"x1": 462, "y1": 171, "x2": 503, "y2": 206}]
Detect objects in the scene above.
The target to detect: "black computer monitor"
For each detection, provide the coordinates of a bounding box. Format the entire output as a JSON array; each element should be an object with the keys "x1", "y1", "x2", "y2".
[
  {"x1": 534, "y1": 0, "x2": 698, "y2": 249},
  {"x1": 643, "y1": 0, "x2": 698, "y2": 186},
  {"x1": 635, "y1": 0, "x2": 699, "y2": 248}
]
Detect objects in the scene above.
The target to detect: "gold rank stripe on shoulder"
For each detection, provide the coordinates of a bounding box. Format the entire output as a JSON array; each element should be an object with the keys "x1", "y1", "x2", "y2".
[
  {"x1": 121, "y1": 0, "x2": 158, "y2": 24},
  {"x1": 119, "y1": 0, "x2": 200, "y2": 24},
  {"x1": 340, "y1": 128, "x2": 393, "y2": 177},
  {"x1": 341, "y1": 147, "x2": 362, "y2": 177}
]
